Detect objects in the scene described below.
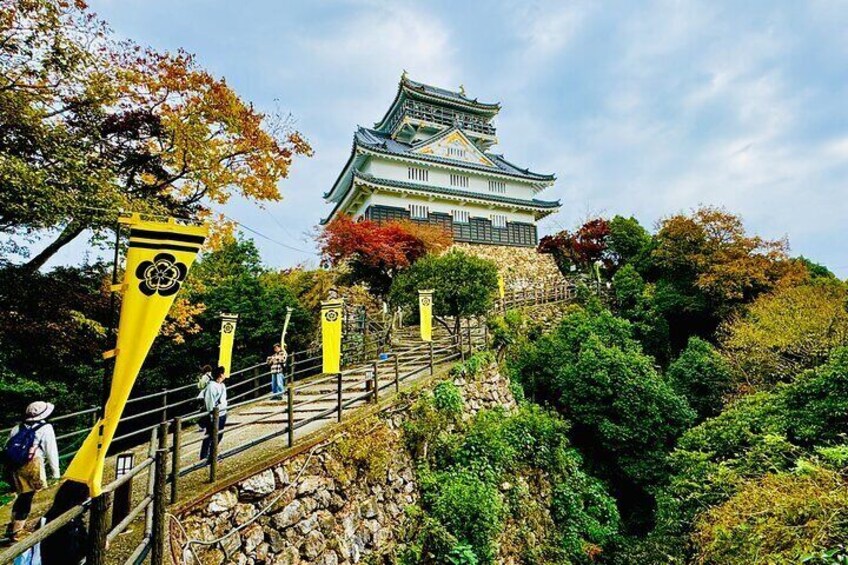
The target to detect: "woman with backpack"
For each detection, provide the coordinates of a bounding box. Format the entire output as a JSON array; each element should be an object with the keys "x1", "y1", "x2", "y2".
[{"x1": 4, "y1": 401, "x2": 60, "y2": 542}]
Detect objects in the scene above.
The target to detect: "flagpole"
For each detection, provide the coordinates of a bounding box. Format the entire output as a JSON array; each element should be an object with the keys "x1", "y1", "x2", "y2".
[{"x1": 103, "y1": 223, "x2": 121, "y2": 414}]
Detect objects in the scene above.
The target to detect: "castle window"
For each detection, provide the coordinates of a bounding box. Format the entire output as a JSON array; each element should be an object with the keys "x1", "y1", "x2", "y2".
[
  {"x1": 450, "y1": 174, "x2": 469, "y2": 188},
  {"x1": 452, "y1": 209, "x2": 470, "y2": 224},
  {"x1": 448, "y1": 146, "x2": 467, "y2": 159},
  {"x1": 409, "y1": 204, "x2": 429, "y2": 220},
  {"x1": 488, "y1": 180, "x2": 506, "y2": 194},
  {"x1": 408, "y1": 167, "x2": 429, "y2": 182},
  {"x1": 490, "y1": 214, "x2": 507, "y2": 229}
]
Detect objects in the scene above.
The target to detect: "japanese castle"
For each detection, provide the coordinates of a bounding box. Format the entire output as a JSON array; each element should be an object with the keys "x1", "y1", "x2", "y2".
[{"x1": 323, "y1": 74, "x2": 560, "y2": 247}]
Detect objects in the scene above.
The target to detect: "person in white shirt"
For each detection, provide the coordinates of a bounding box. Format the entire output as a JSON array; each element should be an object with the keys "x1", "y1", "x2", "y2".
[
  {"x1": 5, "y1": 401, "x2": 60, "y2": 541},
  {"x1": 200, "y1": 366, "x2": 228, "y2": 464}
]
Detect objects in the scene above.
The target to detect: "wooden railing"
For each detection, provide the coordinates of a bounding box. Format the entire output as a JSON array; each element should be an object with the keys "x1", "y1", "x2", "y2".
[
  {"x1": 0, "y1": 324, "x2": 489, "y2": 565},
  {"x1": 0, "y1": 283, "x2": 574, "y2": 564}
]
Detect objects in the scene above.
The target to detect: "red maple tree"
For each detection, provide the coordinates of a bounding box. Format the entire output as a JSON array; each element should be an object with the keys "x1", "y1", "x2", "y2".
[{"x1": 318, "y1": 216, "x2": 451, "y2": 296}]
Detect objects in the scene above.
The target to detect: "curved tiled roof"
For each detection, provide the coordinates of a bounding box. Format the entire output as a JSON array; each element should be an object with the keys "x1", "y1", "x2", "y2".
[
  {"x1": 402, "y1": 78, "x2": 500, "y2": 112},
  {"x1": 352, "y1": 171, "x2": 560, "y2": 208},
  {"x1": 354, "y1": 127, "x2": 556, "y2": 182},
  {"x1": 321, "y1": 170, "x2": 560, "y2": 225}
]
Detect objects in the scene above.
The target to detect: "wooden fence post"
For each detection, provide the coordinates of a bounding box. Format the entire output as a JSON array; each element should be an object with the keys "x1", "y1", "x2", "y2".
[
  {"x1": 86, "y1": 492, "x2": 111, "y2": 565},
  {"x1": 287, "y1": 386, "x2": 294, "y2": 447},
  {"x1": 394, "y1": 355, "x2": 400, "y2": 391},
  {"x1": 289, "y1": 350, "x2": 296, "y2": 385},
  {"x1": 253, "y1": 366, "x2": 261, "y2": 399},
  {"x1": 483, "y1": 321, "x2": 489, "y2": 349},
  {"x1": 466, "y1": 321, "x2": 472, "y2": 355},
  {"x1": 171, "y1": 417, "x2": 182, "y2": 504},
  {"x1": 337, "y1": 373, "x2": 343, "y2": 423},
  {"x1": 160, "y1": 388, "x2": 168, "y2": 422},
  {"x1": 209, "y1": 407, "x2": 219, "y2": 482},
  {"x1": 458, "y1": 323, "x2": 465, "y2": 361},
  {"x1": 372, "y1": 362, "x2": 379, "y2": 403},
  {"x1": 151, "y1": 446, "x2": 167, "y2": 565},
  {"x1": 429, "y1": 341, "x2": 434, "y2": 375}
]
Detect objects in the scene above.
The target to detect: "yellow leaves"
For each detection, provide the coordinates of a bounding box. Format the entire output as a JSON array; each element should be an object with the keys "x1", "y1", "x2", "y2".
[
  {"x1": 720, "y1": 281, "x2": 848, "y2": 387},
  {"x1": 110, "y1": 40, "x2": 312, "y2": 216},
  {"x1": 692, "y1": 467, "x2": 848, "y2": 565},
  {"x1": 194, "y1": 210, "x2": 236, "y2": 252},
  {"x1": 160, "y1": 297, "x2": 206, "y2": 344}
]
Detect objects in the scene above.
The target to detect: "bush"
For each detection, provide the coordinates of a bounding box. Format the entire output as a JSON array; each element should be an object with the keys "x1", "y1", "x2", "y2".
[
  {"x1": 433, "y1": 381, "x2": 463, "y2": 417},
  {"x1": 450, "y1": 351, "x2": 494, "y2": 380},
  {"x1": 332, "y1": 417, "x2": 400, "y2": 483},
  {"x1": 421, "y1": 469, "x2": 505, "y2": 564}
]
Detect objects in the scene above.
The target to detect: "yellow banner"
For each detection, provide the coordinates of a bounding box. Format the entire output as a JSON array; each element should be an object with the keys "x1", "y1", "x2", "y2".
[
  {"x1": 419, "y1": 290, "x2": 433, "y2": 342},
  {"x1": 321, "y1": 300, "x2": 343, "y2": 374},
  {"x1": 64, "y1": 215, "x2": 207, "y2": 495},
  {"x1": 217, "y1": 314, "x2": 239, "y2": 377},
  {"x1": 498, "y1": 273, "x2": 506, "y2": 301}
]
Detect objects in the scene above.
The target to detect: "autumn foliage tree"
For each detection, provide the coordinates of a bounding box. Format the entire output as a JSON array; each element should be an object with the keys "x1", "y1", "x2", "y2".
[
  {"x1": 538, "y1": 218, "x2": 611, "y2": 275},
  {"x1": 0, "y1": 0, "x2": 311, "y2": 270},
  {"x1": 651, "y1": 207, "x2": 806, "y2": 314},
  {"x1": 318, "y1": 216, "x2": 452, "y2": 297}
]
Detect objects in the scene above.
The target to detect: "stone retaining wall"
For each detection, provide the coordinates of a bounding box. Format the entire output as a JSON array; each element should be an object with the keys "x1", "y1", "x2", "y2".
[
  {"x1": 175, "y1": 363, "x2": 515, "y2": 565},
  {"x1": 452, "y1": 242, "x2": 562, "y2": 288}
]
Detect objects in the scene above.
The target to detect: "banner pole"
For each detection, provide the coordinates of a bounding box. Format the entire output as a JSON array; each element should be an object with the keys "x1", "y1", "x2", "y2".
[{"x1": 102, "y1": 223, "x2": 121, "y2": 413}]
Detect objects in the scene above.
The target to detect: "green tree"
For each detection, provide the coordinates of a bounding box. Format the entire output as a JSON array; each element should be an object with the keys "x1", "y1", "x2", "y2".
[
  {"x1": 509, "y1": 308, "x2": 695, "y2": 506},
  {"x1": 608, "y1": 215, "x2": 652, "y2": 268},
  {"x1": 666, "y1": 337, "x2": 733, "y2": 420},
  {"x1": 612, "y1": 264, "x2": 671, "y2": 364},
  {"x1": 390, "y1": 250, "x2": 498, "y2": 334}
]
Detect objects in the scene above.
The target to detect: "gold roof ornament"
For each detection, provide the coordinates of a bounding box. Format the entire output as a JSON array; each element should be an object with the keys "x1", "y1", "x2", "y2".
[
  {"x1": 459, "y1": 84, "x2": 466, "y2": 96},
  {"x1": 401, "y1": 69, "x2": 409, "y2": 81}
]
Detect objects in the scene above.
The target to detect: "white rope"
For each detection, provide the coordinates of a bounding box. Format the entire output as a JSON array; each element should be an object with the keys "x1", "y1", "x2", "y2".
[{"x1": 167, "y1": 442, "x2": 324, "y2": 564}]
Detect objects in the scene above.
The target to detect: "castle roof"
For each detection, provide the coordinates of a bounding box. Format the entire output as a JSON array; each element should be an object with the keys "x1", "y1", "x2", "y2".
[
  {"x1": 374, "y1": 75, "x2": 500, "y2": 133},
  {"x1": 354, "y1": 127, "x2": 555, "y2": 181},
  {"x1": 320, "y1": 170, "x2": 560, "y2": 225}
]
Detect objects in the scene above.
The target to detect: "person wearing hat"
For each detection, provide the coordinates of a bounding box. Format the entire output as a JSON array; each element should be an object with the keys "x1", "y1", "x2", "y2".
[{"x1": 4, "y1": 401, "x2": 60, "y2": 541}]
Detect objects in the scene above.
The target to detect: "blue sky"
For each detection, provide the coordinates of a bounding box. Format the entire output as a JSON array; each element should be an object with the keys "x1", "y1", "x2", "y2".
[{"x1": 53, "y1": 0, "x2": 848, "y2": 276}]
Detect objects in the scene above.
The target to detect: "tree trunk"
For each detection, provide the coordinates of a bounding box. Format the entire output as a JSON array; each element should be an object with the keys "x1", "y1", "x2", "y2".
[{"x1": 20, "y1": 220, "x2": 86, "y2": 274}]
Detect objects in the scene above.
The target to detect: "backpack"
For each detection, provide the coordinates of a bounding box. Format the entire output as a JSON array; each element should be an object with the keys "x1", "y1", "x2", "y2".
[{"x1": 5, "y1": 422, "x2": 44, "y2": 468}]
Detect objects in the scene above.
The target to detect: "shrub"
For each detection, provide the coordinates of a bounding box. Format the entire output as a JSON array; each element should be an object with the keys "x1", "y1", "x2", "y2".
[
  {"x1": 332, "y1": 417, "x2": 400, "y2": 483},
  {"x1": 421, "y1": 469, "x2": 505, "y2": 564},
  {"x1": 403, "y1": 393, "x2": 463, "y2": 466},
  {"x1": 433, "y1": 381, "x2": 463, "y2": 416},
  {"x1": 450, "y1": 351, "x2": 494, "y2": 380}
]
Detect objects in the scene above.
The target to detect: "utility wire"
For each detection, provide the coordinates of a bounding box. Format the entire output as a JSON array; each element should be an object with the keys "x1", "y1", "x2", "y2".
[
  {"x1": 72, "y1": 204, "x2": 319, "y2": 256},
  {"x1": 222, "y1": 213, "x2": 319, "y2": 256}
]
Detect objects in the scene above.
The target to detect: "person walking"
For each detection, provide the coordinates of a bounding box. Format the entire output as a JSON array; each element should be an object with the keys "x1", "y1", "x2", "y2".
[
  {"x1": 4, "y1": 401, "x2": 60, "y2": 542},
  {"x1": 199, "y1": 366, "x2": 227, "y2": 464},
  {"x1": 266, "y1": 343, "x2": 287, "y2": 400}
]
